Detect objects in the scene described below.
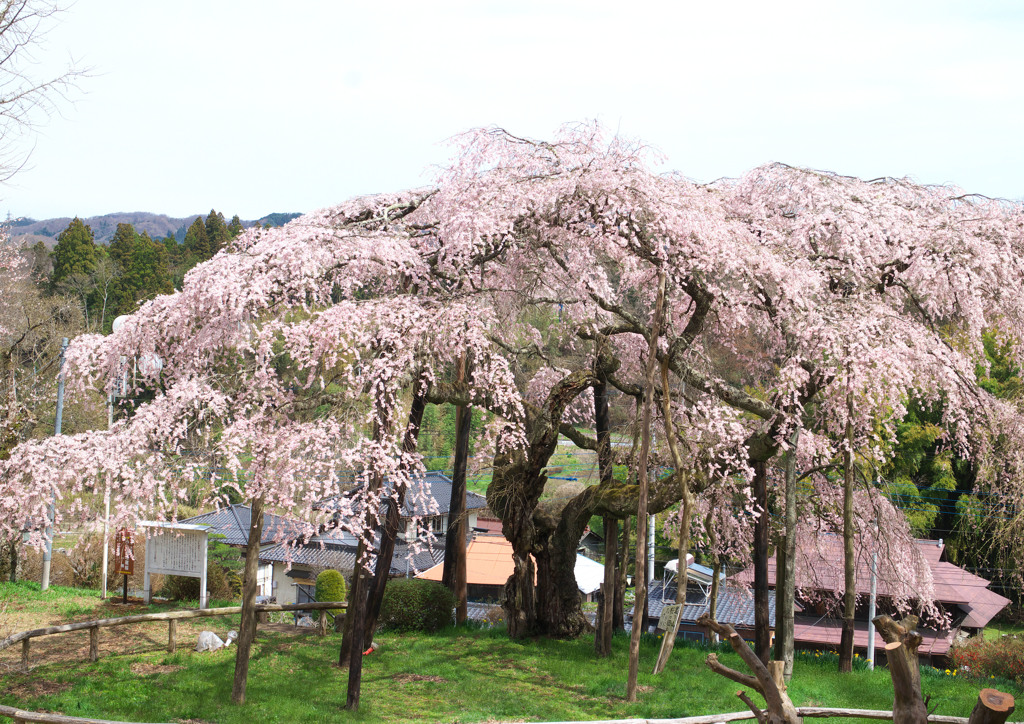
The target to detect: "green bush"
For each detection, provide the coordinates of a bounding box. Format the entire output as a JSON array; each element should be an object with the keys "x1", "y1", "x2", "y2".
[
  {"x1": 378, "y1": 578, "x2": 455, "y2": 632},
  {"x1": 315, "y1": 569, "x2": 347, "y2": 604}
]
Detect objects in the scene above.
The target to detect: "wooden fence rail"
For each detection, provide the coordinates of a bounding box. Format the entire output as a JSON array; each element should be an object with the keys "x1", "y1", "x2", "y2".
[
  {"x1": 0, "y1": 707, "x2": 980, "y2": 724},
  {"x1": 0, "y1": 601, "x2": 346, "y2": 668}
]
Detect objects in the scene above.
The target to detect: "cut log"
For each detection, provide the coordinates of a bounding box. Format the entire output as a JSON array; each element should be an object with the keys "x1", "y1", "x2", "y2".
[
  {"x1": 968, "y1": 689, "x2": 1015, "y2": 724},
  {"x1": 873, "y1": 615, "x2": 928, "y2": 724}
]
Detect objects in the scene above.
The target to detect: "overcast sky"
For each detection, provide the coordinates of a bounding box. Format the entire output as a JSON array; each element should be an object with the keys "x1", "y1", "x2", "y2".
[{"x1": 3, "y1": 0, "x2": 1023, "y2": 221}]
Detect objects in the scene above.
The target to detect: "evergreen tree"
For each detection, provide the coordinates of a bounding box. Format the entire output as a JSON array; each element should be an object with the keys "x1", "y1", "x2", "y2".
[
  {"x1": 183, "y1": 216, "x2": 210, "y2": 262},
  {"x1": 50, "y1": 217, "x2": 97, "y2": 285},
  {"x1": 108, "y1": 222, "x2": 139, "y2": 270},
  {"x1": 106, "y1": 226, "x2": 174, "y2": 325},
  {"x1": 205, "y1": 209, "x2": 229, "y2": 254},
  {"x1": 228, "y1": 214, "x2": 244, "y2": 239}
]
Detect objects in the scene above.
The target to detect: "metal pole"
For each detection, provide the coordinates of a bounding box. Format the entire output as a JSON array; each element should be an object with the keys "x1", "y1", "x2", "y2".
[
  {"x1": 41, "y1": 338, "x2": 69, "y2": 592},
  {"x1": 647, "y1": 514, "x2": 655, "y2": 585},
  {"x1": 866, "y1": 521, "x2": 878, "y2": 670}
]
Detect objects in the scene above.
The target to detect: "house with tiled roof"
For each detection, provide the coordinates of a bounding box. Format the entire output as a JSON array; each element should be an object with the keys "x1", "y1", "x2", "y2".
[
  {"x1": 416, "y1": 533, "x2": 606, "y2": 602},
  {"x1": 178, "y1": 503, "x2": 311, "y2": 598},
  {"x1": 735, "y1": 537, "x2": 1009, "y2": 663},
  {"x1": 260, "y1": 471, "x2": 488, "y2": 604},
  {"x1": 628, "y1": 557, "x2": 776, "y2": 640}
]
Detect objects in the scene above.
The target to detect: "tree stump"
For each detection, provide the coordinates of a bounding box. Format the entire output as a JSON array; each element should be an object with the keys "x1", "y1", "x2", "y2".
[
  {"x1": 872, "y1": 614, "x2": 927, "y2": 724},
  {"x1": 968, "y1": 689, "x2": 1015, "y2": 724},
  {"x1": 697, "y1": 613, "x2": 801, "y2": 724}
]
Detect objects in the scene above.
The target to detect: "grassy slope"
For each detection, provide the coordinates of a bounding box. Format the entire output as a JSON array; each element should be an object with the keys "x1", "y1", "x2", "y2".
[{"x1": 1, "y1": 583, "x2": 1020, "y2": 724}]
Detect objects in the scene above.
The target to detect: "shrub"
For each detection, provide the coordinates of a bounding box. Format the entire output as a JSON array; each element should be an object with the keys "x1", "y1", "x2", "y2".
[
  {"x1": 315, "y1": 569, "x2": 347, "y2": 604},
  {"x1": 378, "y1": 578, "x2": 455, "y2": 632},
  {"x1": 950, "y1": 635, "x2": 1024, "y2": 684},
  {"x1": 161, "y1": 559, "x2": 232, "y2": 602}
]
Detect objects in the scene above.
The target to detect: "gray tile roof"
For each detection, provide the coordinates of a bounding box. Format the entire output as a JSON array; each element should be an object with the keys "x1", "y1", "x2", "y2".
[
  {"x1": 179, "y1": 504, "x2": 310, "y2": 547},
  {"x1": 259, "y1": 539, "x2": 445, "y2": 578},
  {"x1": 320, "y1": 471, "x2": 488, "y2": 518},
  {"x1": 633, "y1": 582, "x2": 776, "y2": 628}
]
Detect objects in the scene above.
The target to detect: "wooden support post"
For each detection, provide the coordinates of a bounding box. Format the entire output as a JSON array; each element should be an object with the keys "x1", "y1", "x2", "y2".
[
  {"x1": 167, "y1": 619, "x2": 177, "y2": 653},
  {"x1": 21, "y1": 638, "x2": 28, "y2": 669},
  {"x1": 318, "y1": 610, "x2": 328, "y2": 636},
  {"x1": 968, "y1": 689, "x2": 1015, "y2": 724},
  {"x1": 89, "y1": 626, "x2": 99, "y2": 662}
]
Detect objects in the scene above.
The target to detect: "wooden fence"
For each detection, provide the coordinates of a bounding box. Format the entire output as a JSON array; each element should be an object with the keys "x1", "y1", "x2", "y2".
[
  {"x1": 0, "y1": 601, "x2": 346, "y2": 668},
  {"x1": 0, "y1": 706, "x2": 983, "y2": 724}
]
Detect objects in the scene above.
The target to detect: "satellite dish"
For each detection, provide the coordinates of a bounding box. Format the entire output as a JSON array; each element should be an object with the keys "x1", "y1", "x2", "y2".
[{"x1": 111, "y1": 315, "x2": 131, "y2": 333}]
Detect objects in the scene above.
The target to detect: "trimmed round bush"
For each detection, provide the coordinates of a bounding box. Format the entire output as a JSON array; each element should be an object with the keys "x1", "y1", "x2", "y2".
[
  {"x1": 378, "y1": 578, "x2": 455, "y2": 632},
  {"x1": 315, "y1": 569, "x2": 347, "y2": 604}
]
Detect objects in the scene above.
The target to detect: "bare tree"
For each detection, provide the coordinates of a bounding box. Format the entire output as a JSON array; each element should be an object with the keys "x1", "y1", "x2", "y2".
[{"x1": 0, "y1": 0, "x2": 86, "y2": 181}]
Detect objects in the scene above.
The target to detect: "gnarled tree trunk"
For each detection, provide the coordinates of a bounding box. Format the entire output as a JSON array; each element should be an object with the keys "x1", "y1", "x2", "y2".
[{"x1": 873, "y1": 614, "x2": 928, "y2": 724}]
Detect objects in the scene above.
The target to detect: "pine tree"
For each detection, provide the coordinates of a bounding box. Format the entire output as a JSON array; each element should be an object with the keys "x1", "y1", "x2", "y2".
[
  {"x1": 228, "y1": 214, "x2": 244, "y2": 239},
  {"x1": 50, "y1": 217, "x2": 97, "y2": 285}
]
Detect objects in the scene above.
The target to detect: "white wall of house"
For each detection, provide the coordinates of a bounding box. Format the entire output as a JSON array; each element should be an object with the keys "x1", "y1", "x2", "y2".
[
  {"x1": 257, "y1": 563, "x2": 273, "y2": 597},
  {"x1": 267, "y1": 561, "x2": 317, "y2": 604}
]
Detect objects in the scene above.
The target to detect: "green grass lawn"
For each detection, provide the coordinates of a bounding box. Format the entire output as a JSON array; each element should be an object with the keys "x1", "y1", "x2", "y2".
[
  {"x1": 984, "y1": 620, "x2": 1024, "y2": 642},
  {"x1": 1, "y1": 582, "x2": 1021, "y2": 724}
]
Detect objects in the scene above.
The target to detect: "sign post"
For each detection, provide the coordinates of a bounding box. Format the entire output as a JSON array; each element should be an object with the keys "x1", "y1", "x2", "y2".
[
  {"x1": 113, "y1": 528, "x2": 135, "y2": 603},
  {"x1": 653, "y1": 603, "x2": 684, "y2": 674},
  {"x1": 140, "y1": 522, "x2": 210, "y2": 609}
]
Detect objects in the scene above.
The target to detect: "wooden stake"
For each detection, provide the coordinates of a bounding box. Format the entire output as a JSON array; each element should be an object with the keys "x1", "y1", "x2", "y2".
[
  {"x1": 167, "y1": 620, "x2": 176, "y2": 653},
  {"x1": 89, "y1": 626, "x2": 98, "y2": 662}
]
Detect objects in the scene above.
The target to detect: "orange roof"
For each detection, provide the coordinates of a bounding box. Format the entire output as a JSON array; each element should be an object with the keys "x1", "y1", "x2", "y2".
[{"x1": 418, "y1": 534, "x2": 529, "y2": 586}]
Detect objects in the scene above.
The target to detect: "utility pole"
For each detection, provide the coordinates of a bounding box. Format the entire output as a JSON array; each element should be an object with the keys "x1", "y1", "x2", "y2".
[
  {"x1": 866, "y1": 519, "x2": 878, "y2": 670},
  {"x1": 40, "y1": 337, "x2": 68, "y2": 592}
]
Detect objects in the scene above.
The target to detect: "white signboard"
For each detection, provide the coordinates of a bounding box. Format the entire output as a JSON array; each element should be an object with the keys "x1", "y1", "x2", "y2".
[{"x1": 141, "y1": 521, "x2": 211, "y2": 609}]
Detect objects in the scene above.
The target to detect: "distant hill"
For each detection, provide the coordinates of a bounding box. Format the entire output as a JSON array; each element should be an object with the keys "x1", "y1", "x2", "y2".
[{"x1": 8, "y1": 211, "x2": 303, "y2": 247}]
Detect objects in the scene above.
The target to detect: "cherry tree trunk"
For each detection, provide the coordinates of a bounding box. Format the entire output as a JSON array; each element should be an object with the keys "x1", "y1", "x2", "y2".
[
  {"x1": 626, "y1": 268, "x2": 665, "y2": 703},
  {"x1": 698, "y1": 614, "x2": 802, "y2": 724},
  {"x1": 753, "y1": 459, "x2": 771, "y2": 665},
  {"x1": 231, "y1": 495, "x2": 264, "y2": 705},
  {"x1": 363, "y1": 382, "x2": 429, "y2": 642},
  {"x1": 839, "y1": 413, "x2": 855, "y2": 674},
  {"x1": 614, "y1": 516, "x2": 629, "y2": 630},
  {"x1": 596, "y1": 515, "x2": 617, "y2": 656},
  {"x1": 344, "y1": 405, "x2": 393, "y2": 712},
  {"x1": 774, "y1": 429, "x2": 799, "y2": 680},
  {"x1": 441, "y1": 386, "x2": 471, "y2": 624},
  {"x1": 873, "y1": 614, "x2": 928, "y2": 724},
  {"x1": 594, "y1": 377, "x2": 615, "y2": 657}
]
